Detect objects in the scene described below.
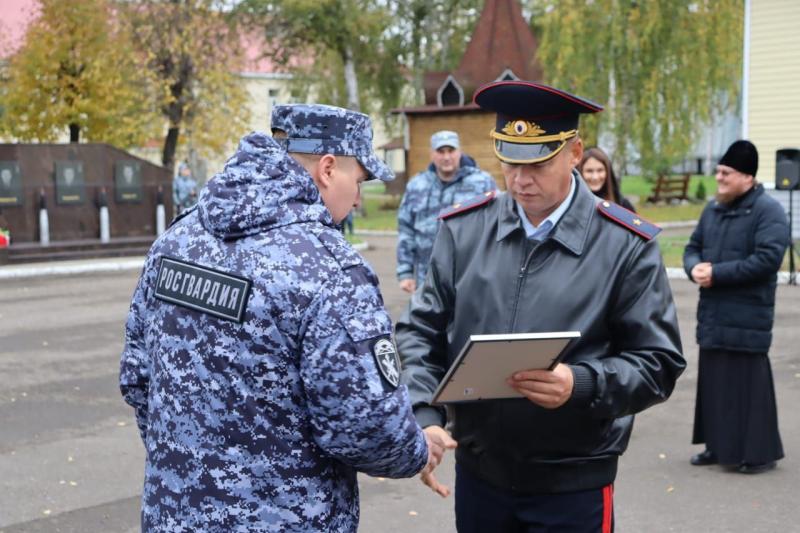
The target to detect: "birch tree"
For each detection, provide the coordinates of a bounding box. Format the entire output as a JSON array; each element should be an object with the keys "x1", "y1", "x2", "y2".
[{"x1": 536, "y1": 0, "x2": 743, "y2": 176}]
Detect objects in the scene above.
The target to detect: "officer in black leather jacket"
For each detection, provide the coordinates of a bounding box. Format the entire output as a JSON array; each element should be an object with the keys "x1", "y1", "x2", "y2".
[{"x1": 396, "y1": 81, "x2": 686, "y2": 533}]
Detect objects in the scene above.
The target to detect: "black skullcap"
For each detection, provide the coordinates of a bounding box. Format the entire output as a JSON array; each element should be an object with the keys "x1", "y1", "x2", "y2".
[{"x1": 719, "y1": 140, "x2": 758, "y2": 177}]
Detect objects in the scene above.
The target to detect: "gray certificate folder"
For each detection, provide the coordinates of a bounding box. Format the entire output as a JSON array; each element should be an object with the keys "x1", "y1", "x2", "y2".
[{"x1": 431, "y1": 331, "x2": 580, "y2": 405}]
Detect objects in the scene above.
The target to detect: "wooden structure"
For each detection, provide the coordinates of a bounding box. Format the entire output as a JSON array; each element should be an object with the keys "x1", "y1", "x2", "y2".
[
  {"x1": 394, "y1": 0, "x2": 543, "y2": 188},
  {"x1": 646, "y1": 173, "x2": 691, "y2": 204},
  {"x1": 0, "y1": 144, "x2": 172, "y2": 263}
]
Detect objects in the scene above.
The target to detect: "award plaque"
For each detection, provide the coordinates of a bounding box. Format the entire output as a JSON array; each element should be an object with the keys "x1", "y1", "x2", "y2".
[
  {"x1": 115, "y1": 160, "x2": 143, "y2": 203},
  {"x1": 432, "y1": 331, "x2": 580, "y2": 404},
  {"x1": 55, "y1": 161, "x2": 86, "y2": 205},
  {"x1": 0, "y1": 162, "x2": 23, "y2": 206}
]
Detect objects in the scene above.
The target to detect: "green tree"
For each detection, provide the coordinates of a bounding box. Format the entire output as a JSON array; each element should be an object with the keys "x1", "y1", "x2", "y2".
[
  {"x1": 536, "y1": 0, "x2": 743, "y2": 176},
  {"x1": 124, "y1": 0, "x2": 251, "y2": 170},
  {"x1": 239, "y1": 0, "x2": 390, "y2": 114},
  {"x1": 239, "y1": 0, "x2": 485, "y2": 118},
  {"x1": 386, "y1": 0, "x2": 483, "y2": 104},
  {"x1": 0, "y1": 0, "x2": 155, "y2": 146}
]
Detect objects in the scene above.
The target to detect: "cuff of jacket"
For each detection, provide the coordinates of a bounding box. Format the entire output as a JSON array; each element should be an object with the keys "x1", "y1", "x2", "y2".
[
  {"x1": 414, "y1": 406, "x2": 446, "y2": 428},
  {"x1": 568, "y1": 365, "x2": 596, "y2": 407},
  {"x1": 684, "y1": 260, "x2": 699, "y2": 281}
]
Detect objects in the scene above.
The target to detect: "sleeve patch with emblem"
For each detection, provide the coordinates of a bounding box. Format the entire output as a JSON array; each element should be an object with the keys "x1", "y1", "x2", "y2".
[
  {"x1": 154, "y1": 256, "x2": 252, "y2": 322},
  {"x1": 373, "y1": 337, "x2": 401, "y2": 388}
]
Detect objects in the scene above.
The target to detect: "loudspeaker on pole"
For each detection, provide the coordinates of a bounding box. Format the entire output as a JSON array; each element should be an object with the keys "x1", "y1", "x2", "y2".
[{"x1": 775, "y1": 148, "x2": 800, "y2": 190}]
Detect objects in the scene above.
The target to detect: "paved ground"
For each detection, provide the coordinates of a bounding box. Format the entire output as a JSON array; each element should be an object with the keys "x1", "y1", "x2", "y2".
[{"x1": 1, "y1": 234, "x2": 799, "y2": 532}]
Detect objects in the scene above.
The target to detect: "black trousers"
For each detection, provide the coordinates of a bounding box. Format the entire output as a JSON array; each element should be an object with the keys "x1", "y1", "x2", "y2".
[
  {"x1": 455, "y1": 463, "x2": 614, "y2": 533},
  {"x1": 692, "y1": 348, "x2": 784, "y2": 465}
]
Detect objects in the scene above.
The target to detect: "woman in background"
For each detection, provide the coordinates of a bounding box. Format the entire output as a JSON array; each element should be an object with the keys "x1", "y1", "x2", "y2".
[{"x1": 579, "y1": 147, "x2": 636, "y2": 212}]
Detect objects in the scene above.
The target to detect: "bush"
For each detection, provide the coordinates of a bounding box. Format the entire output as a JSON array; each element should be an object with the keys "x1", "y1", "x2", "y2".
[{"x1": 695, "y1": 180, "x2": 707, "y2": 202}]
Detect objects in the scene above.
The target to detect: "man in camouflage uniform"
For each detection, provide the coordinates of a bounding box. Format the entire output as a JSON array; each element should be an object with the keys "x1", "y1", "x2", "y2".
[
  {"x1": 120, "y1": 104, "x2": 441, "y2": 532},
  {"x1": 396, "y1": 130, "x2": 496, "y2": 292},
  {"x1": 172, "y1": 161, "x2": 198, "y2": 216}
]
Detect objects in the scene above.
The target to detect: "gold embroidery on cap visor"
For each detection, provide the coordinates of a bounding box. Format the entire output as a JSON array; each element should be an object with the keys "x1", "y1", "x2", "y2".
[{"x1": 490, "y1": 128, "x2": 578, "y2": 164}]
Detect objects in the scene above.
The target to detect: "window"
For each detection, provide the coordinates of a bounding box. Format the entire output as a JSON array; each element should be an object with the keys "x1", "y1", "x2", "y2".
[
  {"x1": 437, "y1": 75, "x2": 464, "y2": 107},
  {"x1": 496, "y1": 68, "x2": 518, "y2": 81}
]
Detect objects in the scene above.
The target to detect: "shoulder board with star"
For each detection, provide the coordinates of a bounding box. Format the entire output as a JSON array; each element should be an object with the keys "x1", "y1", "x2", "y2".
[
  {"x1": 597, "y1": 200, "x2": 661, "y2": 240},
  {"x1": 438, "y1": 191, "x2": 497, "y2": 220}
]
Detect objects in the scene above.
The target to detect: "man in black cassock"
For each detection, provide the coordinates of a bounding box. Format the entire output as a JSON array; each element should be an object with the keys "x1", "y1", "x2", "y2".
[{"x1": 684, "y1": 139, "x2": 789, "y2": 474}]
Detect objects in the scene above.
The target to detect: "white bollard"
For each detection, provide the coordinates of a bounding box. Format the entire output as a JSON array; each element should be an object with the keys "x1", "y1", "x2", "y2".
[
  {"x1": 38, "y1": 188, "x2": 49, "y2": 247},
  {"x1": 156, "y1": 204, "x2": 166, "y2": 235},
  {"x1": 100, "y1": 205, "x2": 110, "y2": 243},
  {"x1": 39, "y1": 207, "x2": 50, "y2": 247},
  {"x1": 156, "y1": 186, "x2": 166, "y2": 235},
  {"x1": 99, "y1": 188, "x2": 110, "y2": 243}
]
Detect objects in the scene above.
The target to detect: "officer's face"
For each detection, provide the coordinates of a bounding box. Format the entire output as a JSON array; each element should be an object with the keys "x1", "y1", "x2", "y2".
[
  {"x1": 501, "y1": 138, "x2": 582, "y2": 226},
  {"x1": 431, "y1": 146, "x2": 461, "y2": 178},
  {"x1": 580, "y1": 156, "x2": 607, "y2": 193},
  {"x1": 715, "y1": 164, "x2": 753, "y2": 204},
  {"x1": 324, "y1": 157, "x2": 367, "y2": 223}
]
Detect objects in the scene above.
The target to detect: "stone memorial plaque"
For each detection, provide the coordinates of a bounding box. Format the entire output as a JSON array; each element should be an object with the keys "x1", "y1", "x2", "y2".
[
  {"x1": 0, "y1": 162, "x2": 23, "y2": 206},
  {"x1": 115, "y1": 160, "x2": 142, "y2": 203},
  {"x1": 55, "y1": 161, "x2": 86, "y2": 205}
]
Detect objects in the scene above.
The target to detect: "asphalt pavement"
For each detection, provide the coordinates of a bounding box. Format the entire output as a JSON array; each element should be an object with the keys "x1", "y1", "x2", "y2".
[{"x1": 1, "y1": 234, "x2": 799, "y2": 532}]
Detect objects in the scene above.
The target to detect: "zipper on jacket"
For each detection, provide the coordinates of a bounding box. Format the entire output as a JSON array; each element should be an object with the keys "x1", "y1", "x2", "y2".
[{"x1": 509, "y1": 240, "x2": 542, "y2": 331}]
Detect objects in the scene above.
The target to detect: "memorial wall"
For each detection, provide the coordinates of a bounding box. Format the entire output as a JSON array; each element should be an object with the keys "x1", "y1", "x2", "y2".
[{"x1": 0, "y1": 144, "x2": 173, "y2": 245}]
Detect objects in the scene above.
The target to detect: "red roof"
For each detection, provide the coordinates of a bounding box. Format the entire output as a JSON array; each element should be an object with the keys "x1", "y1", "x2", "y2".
[
  {"x1": 454, "y1": 0, "x2": 542, "y2": 99},
  {"x1": 415, "y1": 0, "x2": 542, "y2": 108},
  {"x1": 0, "y1": 0, "x2": 39, "y2": 57}
]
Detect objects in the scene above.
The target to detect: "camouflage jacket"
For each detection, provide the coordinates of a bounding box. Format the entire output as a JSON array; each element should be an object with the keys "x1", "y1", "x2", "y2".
[
  {"x1": 172, "y1": 173, "x2": 198, "y2": 211},
  {"x1": 396, "y1": 157, "x2": 496, "y2": 284},
  {"x1": 120, "y1": 132, "x2": 427, "y2": 532}
]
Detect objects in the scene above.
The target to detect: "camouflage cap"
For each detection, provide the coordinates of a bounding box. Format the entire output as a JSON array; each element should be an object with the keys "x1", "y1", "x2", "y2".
[{"x1": 271, "y1": 103, "x2": 394, "y2": 182}]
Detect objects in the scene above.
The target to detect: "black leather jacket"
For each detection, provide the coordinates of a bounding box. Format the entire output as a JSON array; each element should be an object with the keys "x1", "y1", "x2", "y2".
[{"x1": 396, "y1": 174, "x2": 685, "y2": 493}]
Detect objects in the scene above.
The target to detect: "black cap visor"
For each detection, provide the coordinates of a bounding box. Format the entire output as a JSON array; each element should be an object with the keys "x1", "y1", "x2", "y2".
[{"x1": 493, "y1": 139, "x2": 566, "y2": 164}]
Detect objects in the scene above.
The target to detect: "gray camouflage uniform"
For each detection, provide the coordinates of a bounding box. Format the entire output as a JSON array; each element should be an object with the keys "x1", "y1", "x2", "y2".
[
  {"x1": 120, "y1": 105, "x2": 427, "y2": 532},
  {"x1": 397, "y1": 159, "x2": 496, "y2": 285}
]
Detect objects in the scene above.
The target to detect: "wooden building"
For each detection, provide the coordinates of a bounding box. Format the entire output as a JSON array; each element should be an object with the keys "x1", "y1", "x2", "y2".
[{"x1": 394, "y1": 0, "x2": 542, "y2": 188}]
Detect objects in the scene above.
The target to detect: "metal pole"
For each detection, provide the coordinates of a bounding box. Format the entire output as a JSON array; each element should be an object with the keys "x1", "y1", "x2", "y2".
[{"x1": 790, "y1": 189, "x2": 796, "y2": 285}]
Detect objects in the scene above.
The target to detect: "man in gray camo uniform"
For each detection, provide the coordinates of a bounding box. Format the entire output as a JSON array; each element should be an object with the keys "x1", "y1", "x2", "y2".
[
  {"x1": 120, "y1": 104, "x2": 448, "y2": 532},
  {"x1": 396, "y1": 130, "x2": 496, "y2": 292}
]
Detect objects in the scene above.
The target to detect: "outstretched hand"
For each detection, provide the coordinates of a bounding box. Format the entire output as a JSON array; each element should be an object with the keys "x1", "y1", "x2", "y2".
[
  {"x1": 506, "y1": 363, "x2": 574, "y2": 409},
  {"x1": 421, "y1": 425, "x2": 458, "y2": 497},
  {"x1": 399, "y1": 279, "x2": 417, "y2": 293}
]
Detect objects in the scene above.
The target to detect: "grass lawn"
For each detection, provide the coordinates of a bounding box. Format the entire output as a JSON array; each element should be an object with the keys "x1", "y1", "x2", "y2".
[
  {"x1": 657, "y1": 234, "x2": 691, "y2": 268},
  {"x1": 620, "y1": 174, "x2": 716, "y2": 200},
  {"x1": 353, "y1": 194, "x2": 400, "y2": 231},
  {"x1": 636, "y1": 203, "x2": 706, "y2": 223}
]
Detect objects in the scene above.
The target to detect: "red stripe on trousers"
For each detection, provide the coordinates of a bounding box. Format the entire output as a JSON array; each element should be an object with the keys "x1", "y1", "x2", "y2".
[{"x1": 602, "y1": 484, "x2": 614, "y2": 533}]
